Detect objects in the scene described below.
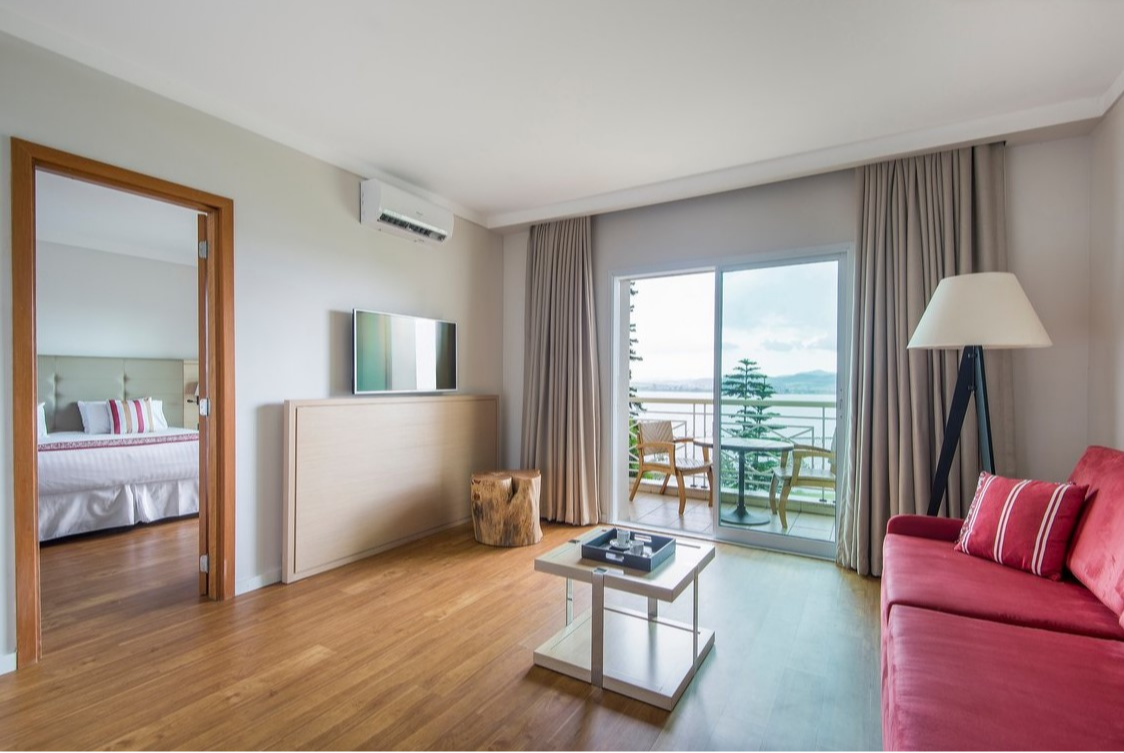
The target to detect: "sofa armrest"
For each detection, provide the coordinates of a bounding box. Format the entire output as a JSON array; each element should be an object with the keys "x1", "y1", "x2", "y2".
[{"x1": 886, "y1": 514, "x2": 963, "y2": 541}]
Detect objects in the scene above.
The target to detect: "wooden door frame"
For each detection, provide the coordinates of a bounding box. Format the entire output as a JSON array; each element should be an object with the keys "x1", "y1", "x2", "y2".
[{"x1": 11, "y1": 138, "x2": 236, "y2": 667}]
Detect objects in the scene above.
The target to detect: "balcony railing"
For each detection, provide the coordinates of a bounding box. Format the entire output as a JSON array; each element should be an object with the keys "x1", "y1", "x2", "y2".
[{"x1": 628, "y1": 394, "x2": 837, "y2": 506}]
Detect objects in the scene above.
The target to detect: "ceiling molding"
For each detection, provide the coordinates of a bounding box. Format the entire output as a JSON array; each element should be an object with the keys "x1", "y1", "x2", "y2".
[
  {"x1": 1101, "y1": 66, "x2": 1124, "y2": 114},
  {"x1": 0, "y1": 8, "x2": 487, "y2": 227},
  {"x1": 484, "y1": 90, "x2": 1113, "y2": 232}
]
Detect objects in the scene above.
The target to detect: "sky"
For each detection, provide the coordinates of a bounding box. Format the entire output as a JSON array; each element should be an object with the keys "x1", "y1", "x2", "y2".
[{"x1": 630, "y1": 261, "x2": 838, "y2": 382}]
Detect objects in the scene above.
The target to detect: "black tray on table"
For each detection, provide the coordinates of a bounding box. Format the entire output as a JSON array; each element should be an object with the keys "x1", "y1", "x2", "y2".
[{"x1": 580, "y1": 528, "x2": 676, "y2": 572}]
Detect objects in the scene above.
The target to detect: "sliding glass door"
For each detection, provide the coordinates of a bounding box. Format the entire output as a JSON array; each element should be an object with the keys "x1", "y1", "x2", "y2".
[
  {"x1": 712, "y1": 255, "x2": 846, "y2": 556},
  {"x1": 611, "y1": 247, "x2": 849, "y2": 558}
]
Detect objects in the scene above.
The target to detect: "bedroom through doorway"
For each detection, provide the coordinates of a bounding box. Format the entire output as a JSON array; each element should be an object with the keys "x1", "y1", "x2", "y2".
[
  {"x1": 11, "y1": 139, "x2": 237, "y2": 667},
  {"x1": 34, "y1": 172, "x2": 206, "y2": 654}
]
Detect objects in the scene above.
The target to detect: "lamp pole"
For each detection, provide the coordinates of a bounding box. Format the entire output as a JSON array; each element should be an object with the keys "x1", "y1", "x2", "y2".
[{"x1": 926, "y1": 345, "x2": 994, "y2": 516}]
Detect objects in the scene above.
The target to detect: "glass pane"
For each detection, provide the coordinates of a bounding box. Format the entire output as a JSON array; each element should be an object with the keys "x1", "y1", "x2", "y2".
[
  {"x1": 717, "y1": 261, "x2": 839, "y2": 543},
  {"x1": 623, "y1": 272, "x2": 715, "y2": 538}
]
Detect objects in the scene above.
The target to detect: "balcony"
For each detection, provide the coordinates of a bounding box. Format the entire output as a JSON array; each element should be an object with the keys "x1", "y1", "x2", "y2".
[{"x1": 626, "y1": 394, "x2": 836, "y2": 541}]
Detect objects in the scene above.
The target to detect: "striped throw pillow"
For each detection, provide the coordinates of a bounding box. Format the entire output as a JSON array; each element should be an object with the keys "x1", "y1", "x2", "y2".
[
  {"x1": 108, "y1": 398, "x2": 158, "y2": 435},
  {"x1": 955, "y1": 472, "x2": 1088, "y2": 580}
]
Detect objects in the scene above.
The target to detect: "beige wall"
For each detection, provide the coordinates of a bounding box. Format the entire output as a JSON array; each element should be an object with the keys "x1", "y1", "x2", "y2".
[
  {"x1": 37, "y1": 242, "x2": 199, "y2": 360},
  {"x1": 0, "y1": 32, "x2": 504, "y2": 665},
  {"x1": 1089, "y1": 98, "x2": 1124, "y2": 448},
  {"x1": 1007, "y1": 137, "x2": 1092, "y2": 481}
]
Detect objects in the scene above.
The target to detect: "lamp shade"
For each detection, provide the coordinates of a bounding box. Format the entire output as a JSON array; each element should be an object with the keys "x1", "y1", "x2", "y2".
[{"x1": 908, "y1": 272, "x2": 1052, "y2": 350}]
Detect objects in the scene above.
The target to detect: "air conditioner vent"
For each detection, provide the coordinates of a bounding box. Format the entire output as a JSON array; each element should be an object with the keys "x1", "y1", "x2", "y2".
[
  {"x1": 360, "y1": 179, "x2": 454, "y2": 245},
  {"x1": 377, "y1": 211, "x2": 449, "y2": 242}
]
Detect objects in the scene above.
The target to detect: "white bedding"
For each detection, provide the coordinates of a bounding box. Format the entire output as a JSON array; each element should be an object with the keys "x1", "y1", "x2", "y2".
[{"x1": 38, "y1": 429, "x2": 199, "y2": 541}]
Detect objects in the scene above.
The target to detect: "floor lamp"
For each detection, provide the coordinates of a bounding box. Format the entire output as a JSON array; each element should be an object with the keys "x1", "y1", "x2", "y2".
[{"x1": 907, "y1": 273, "x2": 1051, "y2": 516}]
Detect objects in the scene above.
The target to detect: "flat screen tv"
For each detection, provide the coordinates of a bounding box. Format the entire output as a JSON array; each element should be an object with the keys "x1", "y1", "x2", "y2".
[{"x1": 353, "y1": 309, "x2": 457, "y2": 394}]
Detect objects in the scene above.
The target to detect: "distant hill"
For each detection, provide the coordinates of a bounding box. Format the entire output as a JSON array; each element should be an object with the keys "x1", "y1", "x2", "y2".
[
  {"x1": 632, "y1": 377, "x2": 713, "y2": 393},
  {"x1": 634, "y1": 369, "x2": 836, "y2": 395},
  {"x1": 768, "y1": 370, "x2": 837, "y2": 395}
]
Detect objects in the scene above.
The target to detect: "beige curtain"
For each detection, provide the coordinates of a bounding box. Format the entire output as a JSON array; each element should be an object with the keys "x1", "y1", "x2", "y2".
[
  {"x1": 838, "y1": 144, "x2": 1014, "y2": 576},
  {"x1": 521, "y1": 217, "x2": 601, "y2": 525}
]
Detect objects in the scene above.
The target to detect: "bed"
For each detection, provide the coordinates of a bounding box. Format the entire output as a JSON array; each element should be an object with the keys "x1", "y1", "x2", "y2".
[{"x1": 37, "y1": 355, "x2": 200, "y2": 541}]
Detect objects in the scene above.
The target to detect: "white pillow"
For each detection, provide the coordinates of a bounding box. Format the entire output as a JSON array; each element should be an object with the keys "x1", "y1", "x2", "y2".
[
  {"x1": 77, "y1": 400, "x2": 112, "y2": 434},
  {"x1": 149, "y1": 398, "x2": 170, "y2": 430},
  {"x1": 37, "y1": 402, "x2": 47, "y2": 439}
]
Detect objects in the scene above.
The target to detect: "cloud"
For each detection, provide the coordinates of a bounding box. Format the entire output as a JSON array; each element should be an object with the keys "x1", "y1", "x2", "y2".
[
  {"x1": 754, "y1": 331, "x2": 837, "y2": 353},
  {"x1": 720, "y1": 261, "x2": 838, "y2": 331},
  {"x1": 806, "y1": 333, "x2": 837, "y2": 350},
  {"x1": 761, "y1": 338, "x2": 797, "y2": 352},
  {"x1": 631, "y1": 263, "x2": 840, "y2": 381}
]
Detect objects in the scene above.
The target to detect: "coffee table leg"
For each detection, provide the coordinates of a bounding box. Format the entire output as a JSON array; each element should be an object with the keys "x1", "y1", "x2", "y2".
[
  {"x1": 565, "y1": 578, "x2": 573, "y2": 625},
  {"x1": 692, "y1": 570, "x2": 700, "y2": 666},
  {"x1": 648, "y1": 596, "x2": 658, "y2": 620},
  {"x1": 591, "y1": 569, "x2": 606, "y2": 688}
]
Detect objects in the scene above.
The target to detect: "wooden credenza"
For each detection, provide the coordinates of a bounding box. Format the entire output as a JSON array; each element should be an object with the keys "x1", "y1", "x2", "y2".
[{"x1": 282, "y1": 394, "x2": 498, "y2": 583}]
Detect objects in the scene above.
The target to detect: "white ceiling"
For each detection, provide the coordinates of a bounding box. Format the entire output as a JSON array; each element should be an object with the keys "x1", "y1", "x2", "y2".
[
  {"x1": 36, "y1": 172, "x2": 201, "y2": 266},
  {"x1": 3, "y1": 0, "x2": 1124, "y2": 230}
]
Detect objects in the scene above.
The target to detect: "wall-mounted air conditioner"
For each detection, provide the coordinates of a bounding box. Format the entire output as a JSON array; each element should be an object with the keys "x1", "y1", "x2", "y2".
[{"x1": 360, "y1": 179, "x2": 454, "y2": 245}]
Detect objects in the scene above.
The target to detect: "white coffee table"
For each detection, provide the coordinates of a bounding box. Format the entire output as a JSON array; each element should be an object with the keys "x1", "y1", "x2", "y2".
[{"x1": 533, "y1": 528, "x2": 715, "y2": 710}]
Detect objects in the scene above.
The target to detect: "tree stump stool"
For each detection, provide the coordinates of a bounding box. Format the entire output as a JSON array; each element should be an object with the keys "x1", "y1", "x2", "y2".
[{"x1": 470, "y1": 469, "x2": 543, "y2": 547}]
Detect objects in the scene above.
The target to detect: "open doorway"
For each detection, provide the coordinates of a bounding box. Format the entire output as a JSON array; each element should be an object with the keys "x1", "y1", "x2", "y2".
[
  {"x1": 34, "y1": 173, "x2": 204, "y2": 653},
  {"x1": 11, "y1": 139, "x2": 236, "y2": 666}
]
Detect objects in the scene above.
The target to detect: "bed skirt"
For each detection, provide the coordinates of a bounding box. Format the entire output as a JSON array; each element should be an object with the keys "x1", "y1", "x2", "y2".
[{"x1": 39, "y1": 478, "x2": 199, "y2": 541}]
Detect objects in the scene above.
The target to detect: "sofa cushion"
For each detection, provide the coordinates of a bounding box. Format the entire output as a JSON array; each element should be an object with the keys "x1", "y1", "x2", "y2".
[
  {"x1": 1068, "y1": 446, "x2": 1124, "y2": 619},
  {"x1": 954, "y1": 472, "x2": 1087, "y2": 580},
  {"x1": 883, "y1": 605, "x2": 1124, "y2": 751},
  {"x1": 883, "y1": 532, "x2": 1124, "y2": 640}
]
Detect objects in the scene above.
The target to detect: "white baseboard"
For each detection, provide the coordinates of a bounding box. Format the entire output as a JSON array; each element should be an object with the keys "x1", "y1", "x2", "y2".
[
  {"x1": 236, "y1": 568, "x2": 281, "y2": 595},
  {"x1": 0, "y1": 652, "x2": 16, "y2": 676}
]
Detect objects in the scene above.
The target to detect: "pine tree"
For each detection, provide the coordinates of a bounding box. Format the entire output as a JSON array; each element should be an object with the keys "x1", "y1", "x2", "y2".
[
  {"x1": 628, "y1": 281, "x2": 643, "y2": 477},
  {"x1": 719, "y1": 357, "x2": 777, "y2": 490},
  {"x1": 628, "y1": 281, "x2": 642, "y2": 419},
  {"x1": 720, "y1": 358, "x2": 775, "y2": 438}
]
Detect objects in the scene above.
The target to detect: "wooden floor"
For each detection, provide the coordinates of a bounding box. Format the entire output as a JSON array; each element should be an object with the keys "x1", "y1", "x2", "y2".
[
  {"x1": 37, "y1": 518, "x2": 203, "y2": 656},
  {"x1": 2, "y1": 519, "x2": 882, "y2": 750}
]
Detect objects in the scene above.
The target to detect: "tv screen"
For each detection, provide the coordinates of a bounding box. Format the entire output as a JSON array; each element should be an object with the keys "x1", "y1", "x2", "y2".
[{"x1": 353, "y1": 309, "x2": 457, "y2": 394}]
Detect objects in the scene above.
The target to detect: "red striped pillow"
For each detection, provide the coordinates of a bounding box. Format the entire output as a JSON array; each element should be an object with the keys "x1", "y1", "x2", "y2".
[
  {"x1": 108, "y1": 398, "x2": 157, "y2": 435},
  {"x1": 955, "y1": 472, "x2": 1088, "y2": 580}
]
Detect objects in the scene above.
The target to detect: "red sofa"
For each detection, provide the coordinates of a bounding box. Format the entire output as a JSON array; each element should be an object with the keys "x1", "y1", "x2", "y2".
[{"x1": 881, "y1": 446, "x2": 1124, "y2": 751}]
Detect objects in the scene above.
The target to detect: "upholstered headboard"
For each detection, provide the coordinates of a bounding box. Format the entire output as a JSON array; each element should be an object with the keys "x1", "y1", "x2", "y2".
[{"x1": 37, "y1": 355, "x2": 187, "y2": 432}]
